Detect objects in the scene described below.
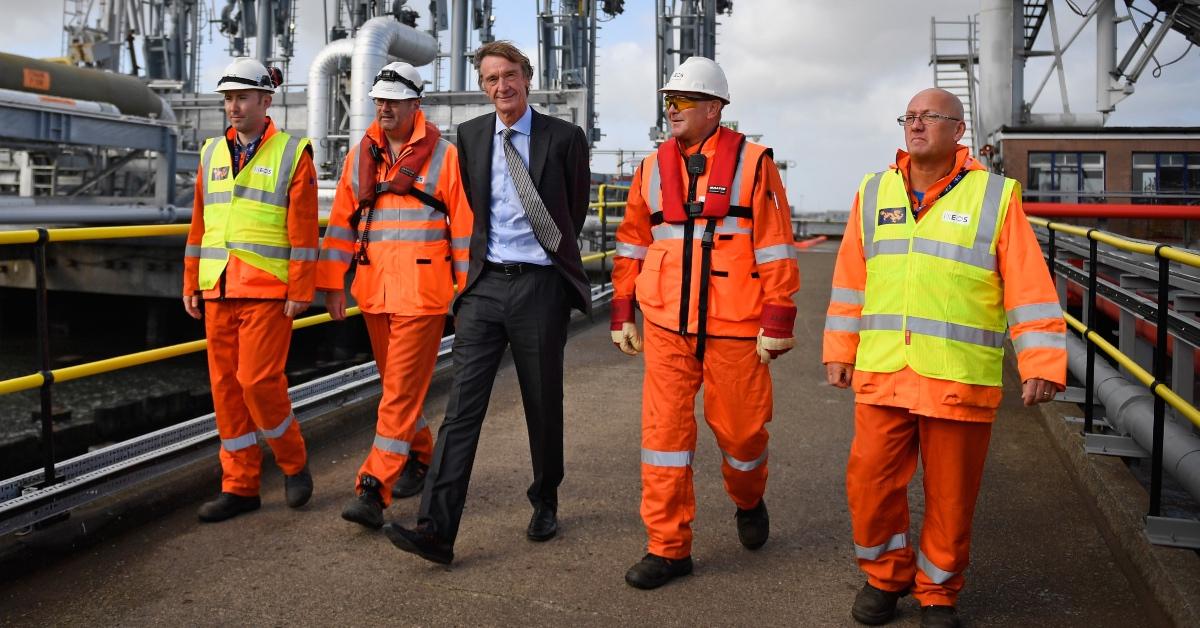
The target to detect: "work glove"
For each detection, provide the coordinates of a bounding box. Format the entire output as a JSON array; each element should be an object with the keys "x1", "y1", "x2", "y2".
[
  {"x1": 757, "y1": 303, "x2": 797, "y2": 364},
  {"x1": 610, "y1": 297, "x2": 643, "y2": 356}
]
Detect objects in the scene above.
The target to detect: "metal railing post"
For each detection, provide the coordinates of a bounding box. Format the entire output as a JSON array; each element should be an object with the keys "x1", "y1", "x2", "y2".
[
  {"x1": 599, "y1": 184, "x2": 608, "y2": 278},
  {"x1": 1084, "y1": 234, "x2": 1098, "y2": 434},
  {"x1": 33, "y1": 229, "x2": 57, "y2": 485},
  {"x1": 1150, "y1": 250, "x2": 1169, "y2": 517}
]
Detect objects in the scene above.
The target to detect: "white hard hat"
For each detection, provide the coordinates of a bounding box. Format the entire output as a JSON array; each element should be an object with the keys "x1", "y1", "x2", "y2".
[
  {"x1": 659, "y1": 56, "x2": 730, "y2": 103},
  {"x1": 368, "y1": 62, "x2": 424, "y2": 100},
  {"x1": 215, "y1": 57, "x2": 276, "y2": 93}
]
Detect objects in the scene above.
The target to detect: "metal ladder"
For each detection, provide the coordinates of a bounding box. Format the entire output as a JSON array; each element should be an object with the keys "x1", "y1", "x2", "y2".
[{"x1": 929, "y1": 16, "x2": 979, "y2": 155}]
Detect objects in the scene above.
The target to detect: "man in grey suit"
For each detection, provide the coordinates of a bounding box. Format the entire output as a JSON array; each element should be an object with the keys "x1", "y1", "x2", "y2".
[{"x1": 384, "y1": 40, "x2": 591, "y2": 564}]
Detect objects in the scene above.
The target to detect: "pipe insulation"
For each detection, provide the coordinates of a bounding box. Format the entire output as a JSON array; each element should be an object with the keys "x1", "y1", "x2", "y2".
[
  {"x1": 349, "y1": 18, "x2": 438, "y2": 151},
  {"x1": 306, "y1": 37, "x2": 356, "y2": 175}
]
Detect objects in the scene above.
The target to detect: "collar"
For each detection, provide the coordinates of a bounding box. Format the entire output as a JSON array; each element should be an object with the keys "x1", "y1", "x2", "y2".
[
  {"x1": 225, "y1": 117, "x2": 276, "y2": 146},
  {"x1": 495, "y1": 106, "x2": 533, "y2": 136},
  {"x1": 892, "y1": 144, "x2": 981, "y2": 205}
]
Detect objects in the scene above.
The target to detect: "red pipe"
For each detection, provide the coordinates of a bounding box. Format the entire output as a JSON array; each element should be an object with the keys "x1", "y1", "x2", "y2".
[
  {"x1": 1025, "y1": 202, "x2": 1200, "y2": 219},
  {"x1": 795, "y1": 236, "x2": 827, "y2": 249},
  {"x1": 1064, "y1": 281, "x2": 1200, "y2": 372}
]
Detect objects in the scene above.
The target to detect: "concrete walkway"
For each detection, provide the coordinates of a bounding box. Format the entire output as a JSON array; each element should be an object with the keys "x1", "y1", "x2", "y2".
[{"x1": 0, "y1": 250, "x2": 1157, "y2": 626}]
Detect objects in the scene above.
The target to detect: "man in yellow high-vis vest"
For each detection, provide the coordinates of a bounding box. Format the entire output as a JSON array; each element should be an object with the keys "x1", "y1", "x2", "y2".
[
  {"x1": 182, "y1": 58, "x2": 319, "y2": 523},
  {"x1": 823, "y1": 88, "x2": 1066, "y2": 628}
]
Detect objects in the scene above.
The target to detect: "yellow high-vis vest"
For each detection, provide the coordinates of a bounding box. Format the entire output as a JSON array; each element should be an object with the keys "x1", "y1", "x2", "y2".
[
  {"x1": 855, "y1": 168, "x2": 1018, "y2": 386},
  {"x1": 197, "y1": 132, "x2": 310, "y2": 289}
]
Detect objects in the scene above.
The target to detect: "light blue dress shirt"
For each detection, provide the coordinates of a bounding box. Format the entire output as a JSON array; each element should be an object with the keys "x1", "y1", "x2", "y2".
[{"x1": 487, "y1": 106, "x2": 552, "y2": 265}]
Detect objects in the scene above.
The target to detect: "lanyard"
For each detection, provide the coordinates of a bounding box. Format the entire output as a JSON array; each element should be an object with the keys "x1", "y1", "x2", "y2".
[{"x1": 914, "y1": 168, "x2": 967, "y2": 216}]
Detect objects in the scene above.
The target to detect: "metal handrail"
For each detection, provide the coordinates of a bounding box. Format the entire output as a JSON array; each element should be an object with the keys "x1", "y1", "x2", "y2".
[{"x1": 1029, "y1": 216, "x2": 1200, "y2": 267}]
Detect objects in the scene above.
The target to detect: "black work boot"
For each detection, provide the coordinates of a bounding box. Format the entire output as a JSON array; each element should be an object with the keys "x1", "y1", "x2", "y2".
[
  {"x1": 735, "y1": 499, "x2": 769, "y2": 550},
  {"x1": 284, "y1": 465, "x2": 313, "y2": 508},
  {"x1": 392, "y1": 457, "x2": 429, "y2": 499},
  {"x1": 851, "y1": 582, "x2": 909, "y2": 625},
  {"x1": 920, "y1": 605, "x2": 961, "y2": 628},
  {"x1": 624, "y1": 553, "x2": 693, "y2": 590},
  {"x1": 341, "y1": 475, "x2": 385, "y2": 529},
  {"x1": 197, "y1": 492, "x2": 261, "y2": 523}
]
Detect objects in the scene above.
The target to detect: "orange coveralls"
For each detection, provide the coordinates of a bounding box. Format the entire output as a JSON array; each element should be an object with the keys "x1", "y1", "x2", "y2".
[
  {"x1": 613, "y1": 139, "x2": 800, "y2": 559},
  {"x1": 823, "y1": 146, "x2": 1067, "y2": 606},
  {"x1": 183, "y1": 119, "x2": 318, "y2": 497},
  {"x1": 316, "y1": 113, "x2": 472, "y2": 505}
]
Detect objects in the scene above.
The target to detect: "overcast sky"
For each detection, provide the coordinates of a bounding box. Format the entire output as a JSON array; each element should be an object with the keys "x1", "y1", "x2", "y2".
[{"x1": 3, "y1": 0, "x2": 1198, "y2": 210}]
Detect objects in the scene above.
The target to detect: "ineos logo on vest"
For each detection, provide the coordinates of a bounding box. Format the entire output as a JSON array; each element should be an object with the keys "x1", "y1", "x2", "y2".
[
  {"x1": 211, "y1": 166, "x2": 230, "y2": 181},
  {"x1": 253, "y1": 165, "x2": 274, "y2": 176},
  {"x1": 942, "y1": 211, "x2": 971, "y2": 226}
]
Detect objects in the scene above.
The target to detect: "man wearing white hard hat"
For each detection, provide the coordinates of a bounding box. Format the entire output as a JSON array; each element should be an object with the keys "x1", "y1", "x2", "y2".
[
  {"x1": 316, "y1": 62, "x2": 473, "y2": 529},
  {"x1": 182, "y1": 57, "x2": 319, "y2": 522},
  {"x1": 611, "y1": 55, "x2": 800, "y2": 588}
]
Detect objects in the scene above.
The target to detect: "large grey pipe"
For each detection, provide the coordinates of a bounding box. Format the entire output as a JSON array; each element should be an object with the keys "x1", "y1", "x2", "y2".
[
  {"x1": 1066, "y1": 333, "x2": 1200, "y2": 504},
  {"x1": 307, "y1": 37, "x2": 356, "y2": 177},
  {"x1": 256, "y1": 0, "x2": 273, "y2": 64},
  {"x1": 0, "y1": 205, "x2": 186, "y2": 225},
  {"x1": 450, "y1": 0, "x2": 469, "y2": 91},
  {"x1": 349, "y1": 17, "x2": 438, "y2": 149},
  {"x1": 978, "y1": 0, "x2": 1022, "y2": 143}
]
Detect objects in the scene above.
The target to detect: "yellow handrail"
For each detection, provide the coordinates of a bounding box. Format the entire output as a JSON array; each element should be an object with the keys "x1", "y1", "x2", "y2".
[
  {"x1": 0, "y1": 306, "x2": 363, "y2": 396},
  {"x1": 1029, "y1": 217, "x2": 1200, "y2": 267},
  {"x1": 1063, "y1": 312, "x2": 1200, "y2": 429},
  {"x1": 0, "y1": 218, "x2": 334, "y2": 246},
  {"x1": 581, "y1": 250, "x2": 616, "y2": 264}
]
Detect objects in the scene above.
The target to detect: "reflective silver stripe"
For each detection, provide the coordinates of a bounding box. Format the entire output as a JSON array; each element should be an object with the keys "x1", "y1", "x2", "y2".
[
  {"x1": 228, "y1": 241, "x2": 291, "y2": 260},
  {"x1": 416, "y1": 415, "x2": 428, "y2": 430},
  {"x1": 371, "y1": 228, "x2": 451, "y2": 242},
  {"x1": 289, "y1": 247, "x2": 319, "y2": 261},
  {"x1": 261, "y1": 413, "x2": 295, "y2": 440},
  {"x1": 651, "y1": 223, "x2": 685, "y2": 240},
  {"x1": 860, "y1": 171, "x2": 883, "y2": 259},
  {"x1": 324, "y1": 226, "x2": 356, "y2": 241},
  {"x1": 825, "y1": 315, "x2": 861, "y2": 332},
  {"x1": 370, "y1": 207, "x2": 445, "y2": 223},
  {"x1": 641, "y1": 448, "x2": 693, "y2": 467},
  {"x1": 716, "y1": 216, "x2": 752, "y2": 235},
  {"x1": 1006, "y1": 302, "x2": 1064, "y2": 326},
  {"x1": 205, "y1": 191, "x2": 233, "y2": 205},
  {"x1": 872, "y1": 239, "x2": 909, "y2": 255},
  {"x1": 910, "y1": 237, "x2": 993, "y2": 270},
  {"x1": 728, "y1": 142, "x2": 750, "y2": 205},
  {"x1": 615, "y1": 241, "x2": 648, "y2": 259},
  {"x1": 199, "y1": 247, "x2": 227, "y2": 260},
  {"x1": 907, "y1": 316, "x2": 1005, "y2": 348},
  {"x1": 451, "y1": 236, "x2": 471, "y2": 248},
  {"x1": 184, "y1": 245, "x2": 201, "y2": 258},
  {"x1": 1013, "y1": 330, "x2": 1066, "y2": 352},
  {"x1": 651, "y1": 219, "x2": 746, "y2": 241},
  {"x1": 917, "y1": 551, "x2": 957, "y2": 585},
  {"x1": 233, "y1": 135, "x2": 302, "y2": 207},
  {"x1": 453, "y1": 260, "x2": 469, "y2": 273},
  {"x1": 754, "y1": 243, "x2": 794, "y2": 264},
  {"x1": 222, "y1": 432, "x2": 258, "y2": 452},
  {"x1": 373, "y1": 434, "x2": 411, "y2": 455},
  {"x1": 350, "y1": 142, "x2": 361, "y2": 198},
  {"x1": 722, "y1": 447, "x2": 767, "y2": 472},
  {"x1": 200, "y1": 138, "x2": 219, "y2": 175},
  {"x1": 319, "y1": 247, "x2": 354, "y2": 263},
  {"x1": 421, "y1": 138, "x2": 450, "y2": 195},
  {"x1": 854, "y1": 532, "x2": 907, "y2": 561},
  {"x1": 647, "y1": 160, "x2": 660, "y2": 213},
  {"x1": 861, "y1": 314, "x2": 904, "y2": 331},
  {"x1": 974, "y1": 171, "x2": 1005, "y2": 251},
  {"x1": 830, "y1": 287, "x2": 865, "y2": 306}
]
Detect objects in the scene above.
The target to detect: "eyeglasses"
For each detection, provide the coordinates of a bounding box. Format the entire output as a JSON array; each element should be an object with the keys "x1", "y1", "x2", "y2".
[
  {"x1": 663, "y1": 94, "x2": 713, "y2": 111},
  {"x1": 897, "y1": 112, "x2": 962, "y2": 126},
  {"x1": 374, "y1": 98, "x2": 414, "y2": 108}
]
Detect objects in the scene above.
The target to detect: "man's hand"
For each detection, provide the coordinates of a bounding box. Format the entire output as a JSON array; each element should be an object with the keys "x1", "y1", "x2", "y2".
[
  {"x1": 183, "y1": 295, "x2": 202, "y2": 320},
  {"x1": 825, "y1": 362, "x2": 853, "y2": 388},
  {"x1": 755, "y1": 328, "x2": 795, "y2": 364},
  {"x1": 325, "y1": 290, "x2": 347, "y2": 321},
  {"x1": 283, "y1": 300, "x2": 310, "y2": 318},
  {"x1": 612, "y1": 322, "x2": 643, "y2": 356},
  {"x1": 1022, "y1": 378, "x2": 1058, "y2": 406}
]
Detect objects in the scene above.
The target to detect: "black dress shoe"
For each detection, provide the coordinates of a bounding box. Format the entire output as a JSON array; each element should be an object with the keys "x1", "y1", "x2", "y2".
[
  {"x1": 920, "y1": 605, "x2": 960, "y2": 628},
  {"x1": 735, "y1": 499, "x2": 769, "y2": 550},
  {"x1": 526, "y1": 505, "x2": 557, "y2": 541},
  {"x1": 341, "y1": 482, "x2": 385, "y2": 529},
  {"x1": 392, "y1": 457, "x2": 429, "y2": 499},
  {"x1": 624, "y1": 553, "x2": 693, "y2": 589},
  {"x1": 383, "y1": 523, "x2": 454, "y2": 565},
  {"x1": 851, "y1": 582, "x2": 910, "y2": 625},
  {"x1": 197, "y1": 492, "x2": 261, "y2": 522},
  {"x1": 284, "y1": 465, "x2": 313, "y2": 508}
]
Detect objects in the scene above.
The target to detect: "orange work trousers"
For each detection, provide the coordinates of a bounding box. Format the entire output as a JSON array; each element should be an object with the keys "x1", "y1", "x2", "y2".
[
  {"x1": 846, "y1": 403, "x2": 993, "y2": 606},
  {"x1": 640, "y1": 321, "x2": 773, "y2": 559},
  {"x1": 205, "y1": 299, "x2": 307, "y2": 497},
  {"x1": 356, "y1": 312, "x2": 443, "y2": 506}
]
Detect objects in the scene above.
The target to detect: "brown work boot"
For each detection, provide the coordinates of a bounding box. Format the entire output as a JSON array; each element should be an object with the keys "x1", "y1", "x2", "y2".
[
  {"x1": 851, "y1": 582, "x2": 909, "y2": 625},
  {"x1": 197, "y1": 492, "x2": 261, "y2": 523},
  {"x1": 920, "y1": 605, "x2": 961, "y2": 628}
]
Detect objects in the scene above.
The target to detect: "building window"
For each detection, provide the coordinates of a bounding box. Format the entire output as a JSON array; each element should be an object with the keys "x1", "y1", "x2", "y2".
[
  {"x1": 1027, "y1": 151, "x2": 1105, "y2": 203},
  {"x1": 1132, "y1": 152, "x2": 1200, "y2": 203}
]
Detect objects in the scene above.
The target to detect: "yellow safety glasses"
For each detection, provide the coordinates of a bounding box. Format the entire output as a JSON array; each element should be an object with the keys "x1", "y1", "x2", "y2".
[{"x1": 663, "y1": 94, "x2": 712, "y2": 111}]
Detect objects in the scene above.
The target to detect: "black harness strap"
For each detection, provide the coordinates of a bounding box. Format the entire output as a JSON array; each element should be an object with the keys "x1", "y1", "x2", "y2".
[{"x1": 694, "y1": 218, "x2": 719, "y2": 361}]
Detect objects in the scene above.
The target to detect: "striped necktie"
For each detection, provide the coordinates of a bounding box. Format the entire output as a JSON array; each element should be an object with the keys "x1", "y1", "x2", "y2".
[{"x1": 501, "y1": 128, "x2": 562, "y2": 253}]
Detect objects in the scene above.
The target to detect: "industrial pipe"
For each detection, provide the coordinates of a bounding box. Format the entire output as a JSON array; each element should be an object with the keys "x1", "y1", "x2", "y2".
[
  {"x1": 0, "y1": 205, "x2": 186, "y2": 225},
  {"x1": 0, "y1": 52, "x2": 168, "y2": 120},
  {"x1": 349, "y1": 17, "x2": 438, "y2": 150},
  {"x1": 1066, "y1": 332, "x2": 1200, "y2": 506},
  {"x1": 306, "y1": 37, "x2": 355, "y2": 176},
  {"x1": 1026, "y1": 202, "x2": 1200, "y2": 219}
]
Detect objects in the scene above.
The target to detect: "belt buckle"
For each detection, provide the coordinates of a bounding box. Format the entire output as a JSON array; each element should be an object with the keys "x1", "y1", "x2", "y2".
[{"x1": 502, "y1": 262, "x2": 522, "y2": 276}]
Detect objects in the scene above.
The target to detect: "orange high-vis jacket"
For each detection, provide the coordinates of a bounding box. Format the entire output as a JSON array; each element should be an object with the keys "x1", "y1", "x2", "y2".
[
  {"x1": 183, "y1": 118, "x2": 319, "y2": 302},
  {"x1": 823, "y1": 145, "x2": 1067, "y2": 422},
  {"x1": 613, "y1": 138, "x2": 800, "y2": 338},
  {"x1": 315, "y1": 113, "x2": 473, "y2": 315}
]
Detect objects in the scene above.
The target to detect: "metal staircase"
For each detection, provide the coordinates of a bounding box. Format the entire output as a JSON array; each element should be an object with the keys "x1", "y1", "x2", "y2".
[
  {"x1": 1023, "y1": 0, "x2": 1050, "y2": 52},
  {"x1": 930, "y1": 16, "x2": 979, "y2": 154}
]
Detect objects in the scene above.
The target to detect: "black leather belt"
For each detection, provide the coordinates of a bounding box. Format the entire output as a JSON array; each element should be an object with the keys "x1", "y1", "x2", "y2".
[{"x1": 484, "y1": 261, "x2": 551, "y2": 276}]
